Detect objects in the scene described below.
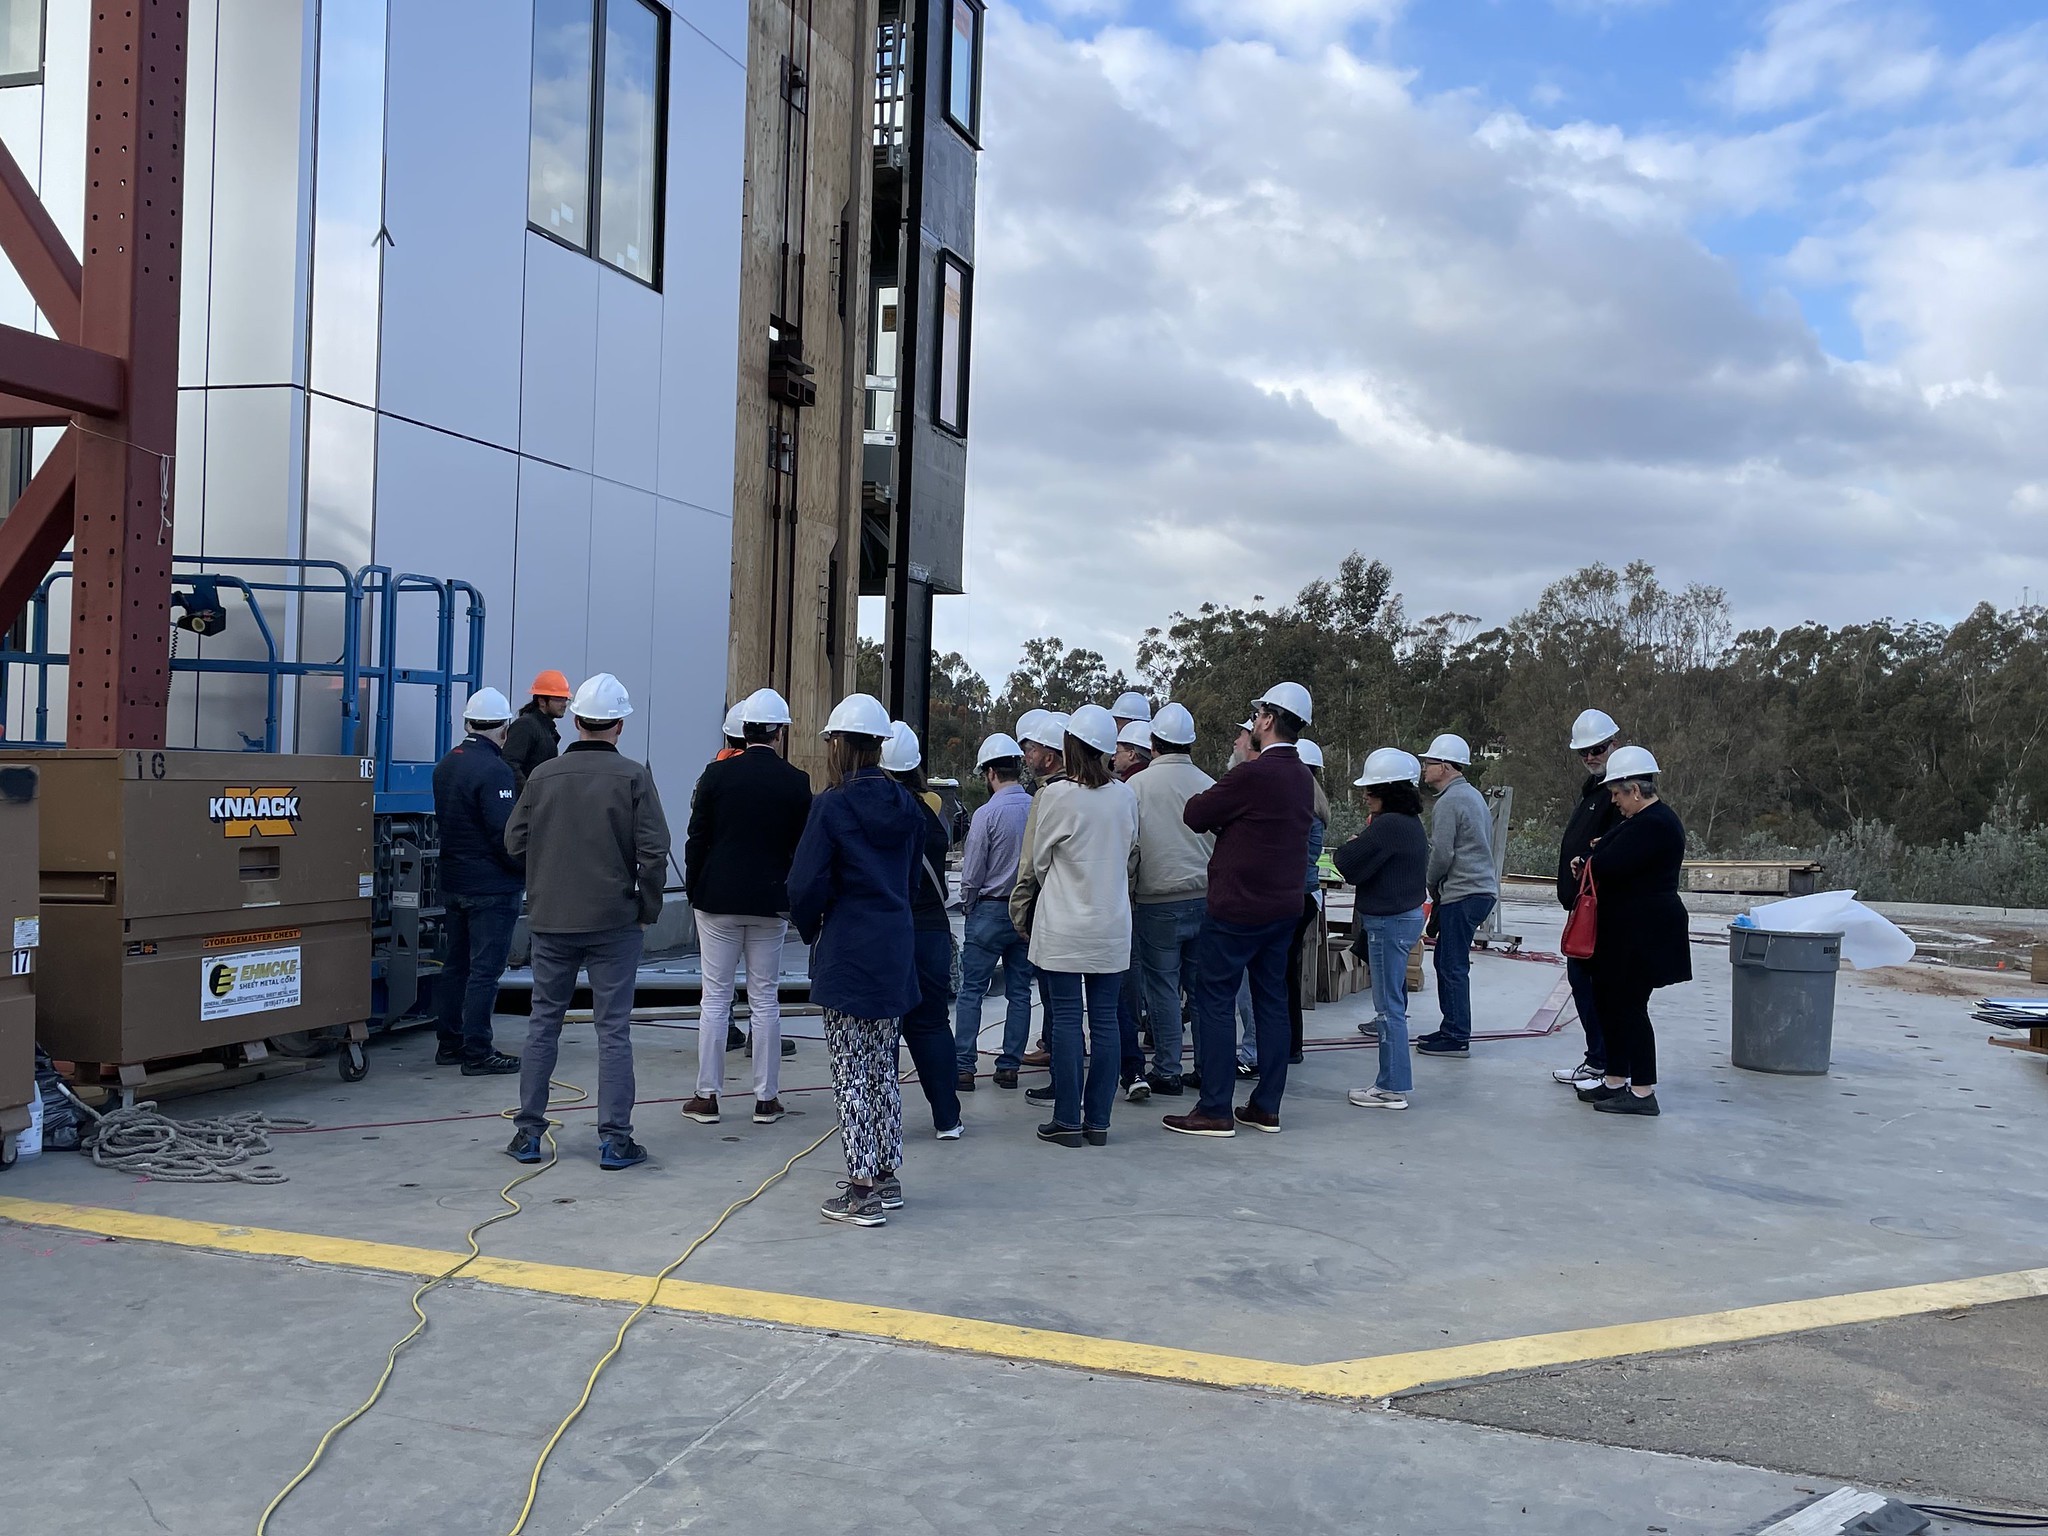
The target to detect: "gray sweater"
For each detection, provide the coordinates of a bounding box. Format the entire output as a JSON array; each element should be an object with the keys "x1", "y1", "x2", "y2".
[
  {"x1": 1427, "y1": 777, "x2": 1499, "y2": 904},
  {"x1": 506, "y1": 742, "x2": 671, "y2": 933}
]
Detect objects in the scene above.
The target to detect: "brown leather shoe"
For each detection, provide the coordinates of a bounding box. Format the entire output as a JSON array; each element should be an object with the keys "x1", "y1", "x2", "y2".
[
  {"x1": 682, "y1": 1095, "x2": 720, "y2": 1124},
  {"x1": 956, "y1": 1070, "x2": 977, "y2": 1091},
  {"x1": 1234, "y1": 1104, "x2": 1281, "y2": 1134},
  {"x1": 752, "y1": 1097, "x2": 786, "y2": 1124},
  {"x1": 1020, "y1": 1048, "x2": 1051, "y2": 1068},
  {"x1": 1161, "y1": 1111, "x2": 1236, "y2": 1138}
]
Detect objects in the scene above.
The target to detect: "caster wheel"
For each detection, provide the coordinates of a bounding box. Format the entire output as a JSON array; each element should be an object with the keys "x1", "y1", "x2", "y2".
[{"x1": 339, "y1": 1043, "x2": 368, "y2": 1082}]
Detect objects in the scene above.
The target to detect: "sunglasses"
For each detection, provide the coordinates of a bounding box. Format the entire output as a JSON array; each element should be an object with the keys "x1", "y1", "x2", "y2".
[{"x1": 1579, "y1": 741, "x2": 1616, "y2": 758}]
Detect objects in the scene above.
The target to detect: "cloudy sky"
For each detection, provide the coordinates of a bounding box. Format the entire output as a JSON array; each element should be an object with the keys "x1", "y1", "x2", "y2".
[{"x1": 921, "y1": 0, "x2": 2048, "y2": 683}]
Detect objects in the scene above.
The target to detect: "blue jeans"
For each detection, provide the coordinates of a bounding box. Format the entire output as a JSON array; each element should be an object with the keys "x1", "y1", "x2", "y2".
[
  {"x1": 1192, "y1": 913, "x2": 1295, "y2": 1120},
  {"x1": 1360, "y1": 908, "x2": 1425, "y2": 1093},
  {"x1": 1565, "y1": 955, "x2": 1606, "y2": 1071},
  {"x1": 436, "y1": 891, "x2": 521, "y2": 1062},
  {"x1": 1134, "y1": 897, "x2": 1204, "y2": 1078},
  {"x1": 1043, "y1": 969, "x2": 1121, "y2": 1130},
  {"x1": 1432, "y1": 893, "x2": 1495, "y2": 1044},
  {"x1": 901, "y1": 928, "x2": 961, "y2": 1133},
  {"x1": 1118, "y1": 954, "x2": 1145, "y2": 1084},
  {"x1": 519, "y1": 926, "x2": 642, "y2": 1139},
  {"x1": 954, "y1": 903, "x2": 1034, "y2": 1073}
]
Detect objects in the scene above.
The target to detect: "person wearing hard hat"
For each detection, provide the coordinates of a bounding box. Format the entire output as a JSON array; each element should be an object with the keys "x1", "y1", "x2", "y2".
[
  {"x1": 1285, "y1": 742, "x2": 1333, "y2": 1066},
  {"x1": 1577, "y1": 746, "x2": 1688, "y2": 1118},
  {"x1": 714, "y1": 702, "x2": 747, "y2": 762},
  {"x1": 1016, "y1": 704, "x2": 1141, "y2": 1145},
  {"x1": 1108, "y1": 719, "x2": 1156, "y2": 1097},
  {"x1": 1110, "y1": 690, "x2": 1153, "y2": 736},
  {"x1": 503, "y1": 669, "x2": 572, "y2": 794},
  {"x1": 504, "y1": 674, "x2": 671, "y2": 1170},
  {"x1": 953, "y1": 732, "x2": 1036, "y2": 1090},
  {"x1": 1130, "y1": 702, "x2": 1214, "y2": 1097},
  {"x1": 1009, "y1": 711, "x2": 1071, "y2": 1067},
  {"x1": 429, "y1": 687, "x2": 526, "y2": 1075},
  {"x1": 1016, "y1": 709, "x2": 1066, "y2": 793},
  {"x1": 680, "y1": 687, "x2": 812, "y2": 1129},
  {"x1": 1162, "y1": 682, "x2": 1316, "y2": 1138},
  {"x1": 1415, "y1": 733, "x2": 1499, "y2": 1058},
  {"x1": 882, "y1": 722, "x2": 965, "y2": 1141},
  {"x1": 788, "y1": 693, "x2": 928, "y2": 1226},
  {"x1": 1229, "y1": 716, "x2": 1259, "y2": 769},
  {"x1": 1113, "y1": 719, "x2": 1153, "y2": 782},
  {"x1": 1552, "y1": 708, "x2": 1623, "y2": 1088},
  {"x1": 1333, "y1": 750, "x2": 1429, "y2": 1110}
]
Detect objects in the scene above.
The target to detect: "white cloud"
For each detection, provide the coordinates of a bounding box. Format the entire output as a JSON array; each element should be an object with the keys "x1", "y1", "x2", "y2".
[
  {"x1": 938, "y1": 9, "x2": 2048, "y2": 680},
  {"x1": 1718, "y1": 0, "x2": 1939, "y2": 115}
]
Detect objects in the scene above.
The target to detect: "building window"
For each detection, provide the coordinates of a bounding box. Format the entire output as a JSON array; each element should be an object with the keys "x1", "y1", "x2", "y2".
[
  {"x1": 935, "y1": 254, "x2": 971, "y2": 436},
  {"x1": 945, "y1": 0, "x2": 983, "y2": 142},
  {"x1": 0, "y1": 0, "x2": 44, "y2": 86},
  {"x1": 527, "y1": 0, "x2": 667, "y2": 287}
]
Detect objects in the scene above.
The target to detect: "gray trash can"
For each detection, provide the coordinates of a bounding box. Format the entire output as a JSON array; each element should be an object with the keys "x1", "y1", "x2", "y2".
[{"x1": 1728, "y1": 927, "x2": 1844, "y2": 1074}]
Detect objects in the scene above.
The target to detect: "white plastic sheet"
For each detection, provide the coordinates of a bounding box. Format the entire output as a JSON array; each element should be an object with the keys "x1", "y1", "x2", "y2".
[{"x1": 1743, "y1": 890, "x2": 1917, "y2": 970}]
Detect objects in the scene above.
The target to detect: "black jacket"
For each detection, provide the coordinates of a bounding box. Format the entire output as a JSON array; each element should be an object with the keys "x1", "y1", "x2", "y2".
[
  {"x1": 683, "y1": 746, "x2": 814, "y2": 917},
  {"x1": 1588, "y1": 798, "x2": 1692, "y2": 991},
  {"x1": 908, "y1": 798, "x2": 951, "y2": 933},
  {"x1": 1333, "y1": 812, "x2": 1429, "y2": 917},
  {"x1": 432, "y1": 735, "x2": 524, "y2": 896},
  {"x1": 1557, "y1": 772, "x2": 1623, "y2": 908},
  {"x1": 503, "y1": 703, "x2": 560, "y2": 793}
]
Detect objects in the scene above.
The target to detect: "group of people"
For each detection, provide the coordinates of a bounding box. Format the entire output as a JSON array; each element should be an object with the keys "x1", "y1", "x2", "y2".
[{"x1": 429, "y1": 666, "x2": 1693, "y2": 1227}]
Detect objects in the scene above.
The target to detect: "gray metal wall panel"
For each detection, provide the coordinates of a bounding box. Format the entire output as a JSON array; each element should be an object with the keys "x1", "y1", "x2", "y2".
[
  {"x1": 379, "y1": 0, "x2": 531, "y2": 450},
  {"x1": 519, "y1": 233, "x2": 601, "y2": 474},
  {"x1": 207, "y1": 0, "x2": 316, "y2": 388},
  {"x1": 593, "y1": 268, "x2": 664, "y2": 493},
  {"x1": 298, "y1": 395, "x2": 379, "y2": 755},
  {"x1": 656, "y1": 30, "x2": 743, "y2": 514},
  {"x1": 649, "y1": 494, "x2": 733, "y2": 813},
  {"x1": 179, "y1": 2, "x2": 220, "y2": 389},
  {"x1": 510, "y1": 459, "x2": 595, "y2": 703},
  {"x1": 35, "y1": 0, "x2": 85, "y2": 248},
  {"x1": 585, "y1": 480, "x2": 659, "y2": 762},
  {"x1": 0, "y1": 88, "x2": 43, "y2": 331},
  {"x1": 308, "y1": 0, "x2": 390, "y2": 407}
]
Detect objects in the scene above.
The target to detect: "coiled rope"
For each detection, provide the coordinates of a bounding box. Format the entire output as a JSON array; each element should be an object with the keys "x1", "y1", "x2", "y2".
[{"x1": 81, "y1": 1100, "x2": 312, "y2": 1183}]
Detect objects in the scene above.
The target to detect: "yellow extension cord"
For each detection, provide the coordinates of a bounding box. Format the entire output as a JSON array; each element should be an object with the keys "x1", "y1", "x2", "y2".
[{"x1": 254, "y1": 1079, "x2": 838, "y2": 1536}]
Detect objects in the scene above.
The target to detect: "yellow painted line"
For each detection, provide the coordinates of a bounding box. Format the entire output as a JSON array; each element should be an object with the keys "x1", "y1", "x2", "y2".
[{"x1": 6, "y1": 1195, "x2": 2046, "y2": 1401}]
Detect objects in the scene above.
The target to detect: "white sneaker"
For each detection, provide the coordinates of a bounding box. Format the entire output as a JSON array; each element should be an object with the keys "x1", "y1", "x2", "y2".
[
  {"x1": 935, "y1": 1123, "x2": 963, "y2": 1141},
  {"x1": 1348, "y1": 1087, "x2": 1408, "y2": 1110},
  {"x1": 1552, "y1": 1061, "x2": 1602, "y2": 1086},
  {"x1": 1125, "y1": 1078, "x2": 1152, "y2": 1103}
]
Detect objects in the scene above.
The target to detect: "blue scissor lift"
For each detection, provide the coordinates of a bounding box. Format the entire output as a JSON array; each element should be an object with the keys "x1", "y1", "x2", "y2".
[{"x1": 0, "y1": 556, "x2": 484, "y2": 1074}]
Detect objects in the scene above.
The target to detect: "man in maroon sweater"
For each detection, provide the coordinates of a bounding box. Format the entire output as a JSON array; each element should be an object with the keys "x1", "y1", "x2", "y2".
[{"x1": 1163, "y1": 682, "x2": 1315, "y2": 1137}]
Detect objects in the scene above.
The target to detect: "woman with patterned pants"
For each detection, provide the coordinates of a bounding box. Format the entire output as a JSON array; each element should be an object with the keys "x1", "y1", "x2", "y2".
[{"x1": 788, "y1": 694, "x2": 926, "y2": 1226}]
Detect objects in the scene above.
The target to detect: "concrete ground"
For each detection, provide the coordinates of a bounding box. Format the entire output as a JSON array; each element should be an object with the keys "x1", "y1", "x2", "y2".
[{"x1": 4, "y1": 895, "x2": 2044, "y2": 1533}]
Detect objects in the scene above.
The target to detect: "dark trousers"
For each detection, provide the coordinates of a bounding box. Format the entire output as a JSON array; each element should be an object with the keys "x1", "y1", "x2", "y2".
[
  {"x1": 1285, "y1": 893, "x2": 1318, "y2": 1056},
  {"x1": 435, "y1": 891, "x2": 521, "y2": 1062},
  {"x1": 1432, "y1": 893, "x2": 1495, "y2": 1044},
  {"x1": 1192, "y1": 913, "x2": 1295, "y2": 1120},
  {"x1": 900, "y1": 928, "x2": 961, "y2": 1134},
  {"x1": 1565, "y1": 955, "x2": 1606, "y2": 1071},
  {"x1": 1117, "y1": 956, "x2": 1145, "y2": 1085},
  {"x1": 1591, "y1": 966, "x2": 1657, "y2": 1086}
]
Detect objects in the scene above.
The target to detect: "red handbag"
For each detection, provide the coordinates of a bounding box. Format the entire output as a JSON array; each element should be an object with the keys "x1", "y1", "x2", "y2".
[{"x1": 1561, "y1": 860, "x2": 1598, "y2": 960}]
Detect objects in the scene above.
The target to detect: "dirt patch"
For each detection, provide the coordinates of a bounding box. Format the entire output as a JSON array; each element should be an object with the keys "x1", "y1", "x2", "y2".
[{"x1": 1845, "y1": 965, "x2": 2048, "y2": 999}]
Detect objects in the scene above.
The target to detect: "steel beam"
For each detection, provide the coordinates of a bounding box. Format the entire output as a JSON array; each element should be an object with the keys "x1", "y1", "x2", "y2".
[
  {"x1": 0, "y1": 322, "x2": 126, "y2": 415},
  {"x1": 0, "y1": 430, "x2": 77, "y2": 635},
  {"x1": 68, "y1": 0, "x2": 189, "y2": 748},
  {"x1": 0, "y1": 139, "x2": 83, "y2": 342},
  {"x1": 0, "y1": 392, "x2": 73, "y2": 428}
]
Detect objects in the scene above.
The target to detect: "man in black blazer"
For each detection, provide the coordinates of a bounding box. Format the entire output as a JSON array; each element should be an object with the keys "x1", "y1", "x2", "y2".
[{"x1": 681, "y1": 687, "x2": 814, "y2": 1126}]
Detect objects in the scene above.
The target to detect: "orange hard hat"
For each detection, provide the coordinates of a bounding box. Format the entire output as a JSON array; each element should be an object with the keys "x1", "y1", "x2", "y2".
[{"x1": 530, "y1": 669, "x2": 572, "y2": 699}]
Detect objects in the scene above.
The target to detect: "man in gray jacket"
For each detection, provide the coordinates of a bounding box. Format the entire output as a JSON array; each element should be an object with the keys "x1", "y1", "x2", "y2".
[
  {"x1": 503, "y1": 673, "x2": 671, "y2": 1169},
  {"x1": 1416, "y1": 733, "x2": 1498, "y2": 1057},
  {"x1": 1130, "y1": 702, "x2": 1213, "y2": 1095}
]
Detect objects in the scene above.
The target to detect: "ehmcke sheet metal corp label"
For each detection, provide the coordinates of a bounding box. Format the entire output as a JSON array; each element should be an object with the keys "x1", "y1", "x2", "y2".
[{"x1": 200, "y1": 946, "x2": 303, "y2": 1021}]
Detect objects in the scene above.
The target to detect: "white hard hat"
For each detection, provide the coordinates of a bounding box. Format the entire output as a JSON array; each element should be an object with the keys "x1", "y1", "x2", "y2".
[
  {"x1": 975, "y1": 732, "x2": 1024, "y2": 768},
  {"x1": 1111, "y1": 691, "x2": 1153, "y2": 723},
  {"x1": 1252, "y1": 681, "x2": 1314, "y2": 725},
  {"x1": 1067, "y1": 704, "x2": 1119, "y2": 756},
  {"x1": 722, "y1": 703, "x2": 745, "y2": 739},
  {"x1": 1355, "y1": 747, "x2": 1422, "y2": 787},
  {"x1": 463, "y1": 686, "x2": 513, "y2": 724},
  {"x1": 572, "y1": 673, "x2": 633, "y2": 721},
  {"x1": 1015, "y1": 709, "x2": 1051, "y2": 742},
  {"x1": 881, "y1": 720, "x2": 923, "y2": 772},
  {"x1": 1023, "y1": 711, "x2": 1069, "y2": 751},
  {"x1": 742, "y1": 687, "x2": 792, "y2": 726},
  {"x1": 1570, "y1": 708, "x2": 1621, "y2": 751},
  {"x1": 1236, "y1": 717, "x2": 1256, "y2": 735},
  {"x1": 1602, "y1": 744, "x2": 1660, "y2": 783},
  {"x1": 822, "y1": 692, "x2": 891, "y2": 739},
  {"x1": 1150, "y1": 702, "x2": 1196, "y2": 745},
  {"x1": 1421, "y1": 733, "x2": 1471, "y2": 766},
  {"x1": 1295, "y1": 739, "x2": 1324, "y2": 770},
  {"x1": 1117, "y1": 719, "x2": 1153, "y2": 750}
]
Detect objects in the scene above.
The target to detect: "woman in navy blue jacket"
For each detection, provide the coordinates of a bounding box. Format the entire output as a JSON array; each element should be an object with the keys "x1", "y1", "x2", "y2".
[{"x1": 788, "y1": 694, "x2": 927, "y2": 1227}]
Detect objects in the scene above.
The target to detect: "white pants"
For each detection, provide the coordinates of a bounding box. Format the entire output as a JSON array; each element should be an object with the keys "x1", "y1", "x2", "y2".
[{"x1": 694, "y1": 912, "x2": 787, "y2": 1101}]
